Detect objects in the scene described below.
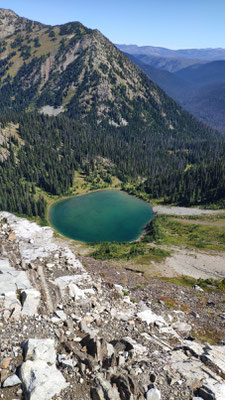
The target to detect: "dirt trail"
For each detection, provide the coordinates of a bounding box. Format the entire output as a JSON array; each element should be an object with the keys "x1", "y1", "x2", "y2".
[
  {"x1": 173, "y1": 218, "x2": 225, "y2": 227},
  {"x1": 153, "y1": 205, "x2": 224, "y2": 216}
]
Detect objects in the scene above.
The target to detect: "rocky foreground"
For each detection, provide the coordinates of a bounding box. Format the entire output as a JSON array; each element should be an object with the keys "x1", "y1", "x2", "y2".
[{"x1": 0, "y1": 212, "x2": 225, "y2": 400}]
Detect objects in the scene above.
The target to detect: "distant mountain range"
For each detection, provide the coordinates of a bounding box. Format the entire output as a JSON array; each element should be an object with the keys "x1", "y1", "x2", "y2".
[
  {"x1": 117, "y1": 44, "x2": 225, "y2": 132},
  {"x1": 116, "y1": 44, "x2": 225, "y2": 62}
]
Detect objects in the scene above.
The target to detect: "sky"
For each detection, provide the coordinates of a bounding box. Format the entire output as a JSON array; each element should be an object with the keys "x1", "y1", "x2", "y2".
[{"x1": 2, "y1": 0, "x2": 225, "y2": 49}]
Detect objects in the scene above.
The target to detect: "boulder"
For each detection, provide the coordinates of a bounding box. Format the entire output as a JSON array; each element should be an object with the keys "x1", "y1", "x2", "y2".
[{"x1": 20, "y1": 339, "x2": 67, "y2": 400}]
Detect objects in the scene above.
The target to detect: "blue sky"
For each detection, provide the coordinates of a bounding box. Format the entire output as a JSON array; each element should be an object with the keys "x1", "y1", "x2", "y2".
[{"x1": 2, "y1": 0, "x2": 225, "y2": 49}]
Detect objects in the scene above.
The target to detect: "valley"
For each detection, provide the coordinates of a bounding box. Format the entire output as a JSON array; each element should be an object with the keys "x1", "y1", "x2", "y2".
[{"x1": 118, "y1": 44, "x2": 225, "y2": 132}]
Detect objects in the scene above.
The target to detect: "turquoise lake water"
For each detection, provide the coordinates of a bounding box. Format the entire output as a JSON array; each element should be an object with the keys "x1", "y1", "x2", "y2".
[{"x1": 49, "y1": 190, "x2": 154, "y2": 243}]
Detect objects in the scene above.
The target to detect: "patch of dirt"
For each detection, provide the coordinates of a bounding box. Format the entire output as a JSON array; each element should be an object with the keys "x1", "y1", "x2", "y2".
[{"x1": 157, "y1": 248, "x2": 225, "y2": 280}]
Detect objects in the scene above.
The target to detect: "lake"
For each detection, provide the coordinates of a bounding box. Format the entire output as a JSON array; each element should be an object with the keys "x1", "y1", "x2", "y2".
[{"x1": 49, "y1": 190, "x2": 153, "y2": 243}]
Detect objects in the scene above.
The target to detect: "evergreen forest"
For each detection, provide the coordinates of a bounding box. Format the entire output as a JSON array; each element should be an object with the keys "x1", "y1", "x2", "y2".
[{"x1": 0, "y1": 111, "x2": 225, "y2": 220}]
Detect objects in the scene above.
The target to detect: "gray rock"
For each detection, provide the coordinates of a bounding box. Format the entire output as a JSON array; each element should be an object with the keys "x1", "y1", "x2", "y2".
[
  {"x1": 91, "y1": 374, "x2": 120, "y2": 400},
  {"x1": 194, "y1": 385, "x2": 216, "y2": 400}
]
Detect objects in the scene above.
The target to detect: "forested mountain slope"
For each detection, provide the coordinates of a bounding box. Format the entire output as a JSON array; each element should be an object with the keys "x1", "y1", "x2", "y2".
[
  {"x1": 0, "y1": 8, "x2": 216, "y2": 132},
  {"x1": 176, "y1": 60, "x2": 225, "y2": 85},
  {"x1": 0, "y1": 9, "x2": 224, "y2": 218},
  {"x1": 125, "y1": 53, "x2": 190, "y2": 100}
]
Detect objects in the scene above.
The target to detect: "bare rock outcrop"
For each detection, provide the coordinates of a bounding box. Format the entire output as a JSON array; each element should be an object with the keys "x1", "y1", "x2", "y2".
[{"x1": 0, "y1": 212, "x2": 225, "y2": 400}]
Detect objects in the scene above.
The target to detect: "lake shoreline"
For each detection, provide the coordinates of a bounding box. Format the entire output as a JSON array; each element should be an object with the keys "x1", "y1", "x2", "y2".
[{"x1": 49, "y1": 190, "x2": 154, "y2": 243}]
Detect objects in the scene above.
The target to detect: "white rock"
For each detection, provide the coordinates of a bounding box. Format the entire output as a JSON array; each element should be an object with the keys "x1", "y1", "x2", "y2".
[
  {"x1": 111, "y1": 308, "x2": 135, "y2": 321},
  {"x1": 0, "y1": 258, "x2": 10, "y2": 268},
  {"x1": 194, "y1": 284, "x2": 204, "y2": 292},
  {"x1": 146, "y1": 387, "x2": 161, "y2": 400},
  {"x1": 22, "y1": 338, "x2": 57, "y2": 364},
  {"x1": 122, "y1": 336, "x2": 146, "y2": 355},
  {"x1": 58, "y1": 355, "x2": 74, "y2": 368},
  {"x1": 20, "y1": 339, "x2": 67, "y2": 400},
  {"x1": 0, "y1": 261, "x2": 40, "y2": 317},
  {"x1": 201, "y1": 346, "x2": 225, "y2": 376},
  {"x1": 114, "y1": 284, "x2": 124, "y2": 295},
  {"x1": 53, "y1": 274, "x2": 95, "y2": 299},
  {"x1": 137, "y1": 309, "x2": 166, "y2": 326},
  {"x1": 51, "y1": 317, "x2": 61, "y2": 324},
  {"x1": 20, "y1": 360, "x2": 67, "y2": 400},
  {"x1": 198, "y1": 381, "x2": 225, "y2": 400},
  {"x1": 106, "y1": 343, "x2": 115, "y2": 357},
  {"x1": 21, "y1": 289, "x2": 41, "y2": 316},
  {"x1": 159, "y1": 326, "x2": 180, "y2": 339},
  {"x1": 3, "y1": 374, "x2": 21, "y2": 387},
  {"x1": 172, "y1": 322, "x2": 192, "y2": 333},
  {"x1": 177, "y1": 340, "x2": 204, "y2": 358},
  {"x1": 0, "y1": 212, "x2": 57, "y2": 261},
  {"x1": 46, "y1": 263, "x2": 55, "y2": 270},
  {"x1": 55, "y1": 310, "x2": 67, "y2": 321}
]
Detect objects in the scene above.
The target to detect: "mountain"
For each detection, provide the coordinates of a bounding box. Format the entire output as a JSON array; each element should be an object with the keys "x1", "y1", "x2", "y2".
[
  {"x1": 0, "y1": 9, "x2": 189, "y2": 127},
  {"x1": 116, "y1": 44, "x2": 225, "y2": 74},
  {"x1": 116, "y1": 47, "x2": 202, "y2": 73},
  {"x1": 172, "y1": 61, "x2": 225, "y2": 131},
  {"x1": 125, "y1": 53, "x2": 191, "y2": 100},
  {"x1": 0, "y1": 8, "x2": 212, "y2": 131},
  {"x1": 0, "y1": 8, "x2": 44, "y2": 38},
  {"x1": 0, "y1": 9, "x2": 224, "y2": 218},
  {"x1": 175, "y1": 60, "x2": 225, "y2": 85},
  {"x1": 177, "y1": 81, "x2": 225, "y2": 132},
  {"x1": 116, "y1": 44, "x2": 209, "y2": 72},
  {"x1": 116, "y1": 44, "x2": 225, "y2": 61},
  {"x1": 124, "y1": 51, "x2": 225, "y2": 132}
]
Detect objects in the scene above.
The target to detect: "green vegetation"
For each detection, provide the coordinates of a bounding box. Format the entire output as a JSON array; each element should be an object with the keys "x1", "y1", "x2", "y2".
[
  {"x1": 158, "y1": 215, "x2": 225, "y2": 251},
  {"x1": 158, "y1": 297, "x2": 190, "y2": 312},
  {"x1": 91, "y1": 240, "x2": 170, "y2": 261}
]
